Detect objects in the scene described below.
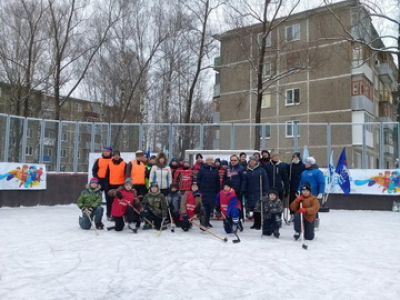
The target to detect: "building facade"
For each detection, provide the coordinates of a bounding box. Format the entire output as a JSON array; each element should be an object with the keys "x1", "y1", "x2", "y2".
[{"x1": 213, "y1": 0, "x2": 398, "y2": 168}]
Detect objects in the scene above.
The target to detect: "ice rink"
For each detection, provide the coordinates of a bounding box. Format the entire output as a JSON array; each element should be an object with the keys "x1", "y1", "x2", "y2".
[{"x1": 1, "y1": 205, "x2": 399, "y2": 300}]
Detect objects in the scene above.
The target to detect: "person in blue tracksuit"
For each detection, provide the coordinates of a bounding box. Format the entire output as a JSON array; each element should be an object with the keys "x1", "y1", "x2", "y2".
[
  {"x1": 298, "y1": 157, "x2": 325, "y2": 199},
  {"x1": 242, "y1": 156, "x2": 269, "y2": 230},
  {"x1": 197, "y1": 156, "x2": 220, "y2": 228}
]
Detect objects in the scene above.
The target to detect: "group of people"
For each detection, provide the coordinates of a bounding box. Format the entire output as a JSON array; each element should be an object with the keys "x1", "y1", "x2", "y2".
[{"x1": 77, "y1": 147, "x2": 326, "y2": 241}]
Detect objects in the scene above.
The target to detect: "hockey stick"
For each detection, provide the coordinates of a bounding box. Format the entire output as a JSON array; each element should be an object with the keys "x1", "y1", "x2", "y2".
[
  {"x1": 190, "y1": 219, "x2": 228, "y2": 242},
  {"x1": 220, "y1": 211, "x2": 240, "y2": 243},
  {"x1": 84, "y1": 211, "x2": 99, "y2": 236},
  {"x1": 156, "y1": 218, "x2": 166, "y2": 237},
  {"x1": 166, "y1": 200, "x2": 176, "y2": 232},
  {"x1": 300, "y1": 202, "x2": 308, "y2": 250}
]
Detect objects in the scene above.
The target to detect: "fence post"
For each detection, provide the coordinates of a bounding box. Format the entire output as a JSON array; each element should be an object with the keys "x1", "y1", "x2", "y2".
[
  {"x1": 327, "y1": 123, "x2": 331, "y2": 168},
  {"x1": 106, "y1": 123, "x2": 111, "y2": 148},
  {"x1": 362, "y1": 123, "x2": 367, "y2": 169},
  {"x1": 39, "y1": 119, "x2": 45, "y2": 164},
  {"x1": 21, "y1": 117, "x2": 28, "y2": 163},
  {"x1": 261, "y1": 125, "x2": 266, "y2": 150},
  {"x1": 199, "y1": 124, "x2": 204, "y2": 150},
  {"x1": 73, "y1": 122, "x2": 80, "y2": 172},
  {"x1": 56, "y1": 121, "x2": 62, "y2": 172},
  {"x1": 90, "y1": 122, "x2": 96, "y2": 153},
  {"x1": 3, "y1": 114, "x2": 10, "y2": 162},
  {"x1": 168, "y1": 123, "x2": 173, "y2": 157},
  {"x1": 379, "y1": 123, "x2": 384, "y2": 169},
  {"x1": 230, "y1": 123, "x2": 235, "y2": 150},
  {"x1": 138, "y1": 123, "x2": 143, "y2": 150},
  {"x1": 293, "y1": 123, "x2": 299, "y2": 152}
]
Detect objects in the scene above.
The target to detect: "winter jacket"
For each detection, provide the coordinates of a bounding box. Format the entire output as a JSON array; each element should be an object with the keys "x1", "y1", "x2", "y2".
[
  {"x1": 149, "y1": 163, "x2": 172, "y2": 190},
  {"x1": 92, "y1": 155, "x2": 112, "y2": 179},
  {"x1": 242, "y1": 163, "x2": 269, "y2": 211},
  {"x1": 288, "y1": 161, "x2": 305, "y2": 192},
  {"x1": 290, "y1": 194, "x2": 320, "y2": 223},
  {"x1": 167, "y1": 191, "x2": 182, "y2": 216},
  {"x1": 262, "y1": 160, "x2": 289, "y2": 194},
  {"x1": 215, "y1": 189, "x2": 241, "y2": 217},
  {"x1": 110, "y1": 188, "x2": 141, "y2": 217},
  {"x1": 169, "y1": 161, "x2": 181, "y2": 184},
  {"x1": 298, "y1": 165, "x2": 326, "y2": 196},
  {"x1": 77, "y1": 185, "x2": 102, "y2": 209},
  {"x1": 258, "y1": 196, "x2": 283, "y2": 220},
  {"x1": 197, "y1": 164, "x2": 220, "y2": 201},
  {"x1": 223, "y1": 163, "x2": 244, "y2": 194},
  {"x1": 177, "y1": 168, "x2": 193, "y2": 191},
  {"x1": 180, "y1": 191, "x2": 203, "y2": 219},
  {"x1": 142, "y1": 190, "x2": 168, "y2": 218}
]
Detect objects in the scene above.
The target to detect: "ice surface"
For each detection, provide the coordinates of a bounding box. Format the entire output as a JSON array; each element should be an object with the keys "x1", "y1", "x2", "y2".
[{"x1": 0, "y1": 205, "x2": 400, "y2": 300}]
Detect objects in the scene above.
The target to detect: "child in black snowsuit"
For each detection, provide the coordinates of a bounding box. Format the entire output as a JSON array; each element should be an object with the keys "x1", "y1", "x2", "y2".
[
  {"x1": 260, "y1": 189, "x2": 283, "y2": 238},
  {"x1": 167, "y1": 183, "x2": 182, "y2": 227}
]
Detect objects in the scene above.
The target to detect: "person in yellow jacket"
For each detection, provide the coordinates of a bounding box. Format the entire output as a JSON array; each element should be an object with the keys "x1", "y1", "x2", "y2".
[
  {"x1": 290, "y1": 182, "x2": 320, "y2": 241},
  {"x1": 104, "y1": 150, "x2": 127, "y2": 220},
  {"x1": 126, "y1": 150, "x2": 147, "y2": 199}
]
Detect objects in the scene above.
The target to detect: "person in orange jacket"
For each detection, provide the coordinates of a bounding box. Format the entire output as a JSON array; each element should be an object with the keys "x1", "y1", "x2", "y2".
[{"x1": 290, "y1": 182, "x2": 320, "y2": 241}]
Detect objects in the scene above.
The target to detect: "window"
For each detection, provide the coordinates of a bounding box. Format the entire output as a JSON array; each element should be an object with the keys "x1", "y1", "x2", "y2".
[
  {"x1": 27, "y1": 128, "x2": 33, "y2": 138},
  {"x1": 286, "y1": 121, "x2": 300, "y2": 138},
  {"x1": 261, "y1": 93, "x2": 271, "y2": 108},
  {"x1": 287, "y1": 54, "x2": 301, "y2": 70},
  {"x1": 286, "y1": 23, "x2": 300, "y2": 41},
  {"x1": 258, "y1": 32, "x2": 272, "y2": 48},
  {"x1": 285, "y1": 88, "x2": 300, "y2": 105},
  {"x1": 262, "y1": 62, "x2": 271, "y2": 78},
  {"x1": 365, "y1": 113, "x2": 373, "y2": 132},
  {"x1": 77, "y1": 150, "x2": 80, "y2": 159},
  {"x1": 62, "y1": 132, "x2": 68, "y2": 141},
  {"x1": 44, "y1": 148, "x2": 52, "y2": 157},
  {"x1": 351, "y1": 77, "x2": 372, "y2": 99},
  {"x1": 45, "y1": 131, "x2": 52, "y2": 138},
  {"x1": 25, "y1": 147, "x2": 33, "y2": 156},
  {"x1": 259, "y1": 124, "x2": 271, "y2": 139},
  {"x1": 352, "y1": 47, "x2": 362, "y2": 61},
  {"x1": 61, "y1": 149, "x2": 67, "y2": 158},
  {"x1": 75, "y1": 103, "x2": 82, "y2": 112}
]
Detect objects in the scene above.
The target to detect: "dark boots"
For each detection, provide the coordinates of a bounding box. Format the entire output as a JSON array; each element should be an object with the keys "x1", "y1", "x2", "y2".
[{"x1": 250, "y1": 212, "x2": 261, "y2": 230}]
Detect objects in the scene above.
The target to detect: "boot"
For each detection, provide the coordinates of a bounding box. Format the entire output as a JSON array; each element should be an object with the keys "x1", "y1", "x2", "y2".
[
  {"x1": 250, "y1": 212, "x2": 261, "y2": 230},
  {"x1": 95, "y1": 222, "x2": 104, "y2": 230}
]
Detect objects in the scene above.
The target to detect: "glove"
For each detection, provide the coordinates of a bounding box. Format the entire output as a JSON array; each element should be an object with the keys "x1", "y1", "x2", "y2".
[
  {"x1": 116, "y1": 191, "x2": 123, "y2": 200},
  {"x1": 299, "y1": 208, "x2": 307, "y2": 213},
  {"x1": 295, "y1": 191, "x2": 300, "y2": 197},
  {"x1": 216, "y1": 205, "x2": 221, "y2": 213},
  {"x1": 82, "y1": 208, "x2": 92, "y2": 215},
  {"x1": 140, "y1": 210, "x2": 147, "y2": 218},
  {"x1": 317, "y1": 193, "x2": 323, "y2": 200},
  {"x1": 182, "y1": 213, "x2": 189, "y2": 221},
  {"x1": 295, "y1": 196, "x2": 304, "y2": 203},
  {"x1": 193, "y1": 190, "x2": 201, "y2": 197}
]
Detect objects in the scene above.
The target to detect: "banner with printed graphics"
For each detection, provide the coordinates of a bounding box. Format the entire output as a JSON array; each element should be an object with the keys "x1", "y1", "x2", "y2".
[
  {"x1": 0, "y1": 163, "x2": 46, "y2": 190},
  {"x1": 321, "y1": 168, "x2": 400, "y2": 195}
]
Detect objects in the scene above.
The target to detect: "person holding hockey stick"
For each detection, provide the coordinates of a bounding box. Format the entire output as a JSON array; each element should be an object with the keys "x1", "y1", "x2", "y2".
[
  {"x1": 107, "y1": 178, "x2": 141, "y2": 232},
  {"x1": 215, "y1": 180, "x2": 242, "y2": 234},
  {"x1": 78, "y1": 177, "x2": 104, "y2": 230},
  {"x1": 290, "y1": 183, "x2": 320, "y2": 240},
  {"x1": 259, "y1": 188, "x2": 283, "y2": 238},
  {"x1": 180, "y1": 181, "x2": 205, "y2": 232},
  {"x1": 167, "y1": 183, "x2": 181, "y2": 227},
  {"x1": 141, "y1": 182, "x2": 168, "y2": 231}
]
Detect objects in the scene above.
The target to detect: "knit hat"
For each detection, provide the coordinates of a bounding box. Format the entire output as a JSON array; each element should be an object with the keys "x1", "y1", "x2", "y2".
[
  {"x1": 221, "y1": 160, "x2": 228, "y2": 166},
  {"x1": 150, "y1": 155, "x2": 156, "y2": 160},
  {"x1": 215, "y1": 158, "x2": 221, "y2": 163},
  {"x1": 268, "y1": 188, "x2": 279, "y2": 197},
  {"x1": 124, "y1": 178, "x2": 133, "y2": 186},
  {"x1": 150, "y1": 181, "x2": 159, "y2": 188},
  {"x1": 270, "y1": 151, "x2": 279, "y2": 158},
  {"x1": 249, "y1": 155, "x2": 258, "y2": 161},
  {"x1": 170, "y1": 183, "x2": 179, "y2": 190},
  {"x1": 112, "y1": 150, "x2": 121, "y2": 156},
  {"x1": 223, "y1": 179, "x2": 232, "y2": 188},
  {"x1": 89, "y1": 177, "x2": 99, "y2": 184},
  {"x1": 301, "y1": 182, "x2": 312, "y2": 192},
  {"x1": 304, "y1": 157, "x2": 316, "y2": 165},
  {"x1": 292, "y1": 152, "x2": 301, "y2": 159},
  {"x1": 135, "y1": 150, "x2": 144, "y2": 155},
  {"x1": 103, "y1": 146, "x2": 113, "y2": 152},
  {"x1": 191, "y1": 181, "x2": 199, "y2": 187},
  {"x1": 261, "y1": 149, "x2": 270, "y2": 155}
]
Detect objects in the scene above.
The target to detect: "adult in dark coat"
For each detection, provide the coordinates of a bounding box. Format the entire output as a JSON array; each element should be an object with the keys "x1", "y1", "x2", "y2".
[
  {"x1": 287, "y1": 152, "x2": 305, "y2": 218},
  {"x1": 197, "y1": 156, "x2": 220, "y2": 228},
  {"x1": 223, "y1": 154, "x2": 244, "y2": 218},
  {"x1": 242, "y1": 156, "x2": 269, "y2": 230},
  {"x1": 262, "y1": 151, "x2": 289, "y2": 200}
]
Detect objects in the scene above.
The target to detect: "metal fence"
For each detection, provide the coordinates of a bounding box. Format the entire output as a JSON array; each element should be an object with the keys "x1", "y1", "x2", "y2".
[{"x1": 1, "y1": 113, "x2": 399, "y2": 172}]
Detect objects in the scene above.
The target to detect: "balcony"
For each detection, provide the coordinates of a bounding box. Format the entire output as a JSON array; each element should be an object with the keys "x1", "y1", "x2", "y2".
[
  {"x1": 213, "y1": 83, "x2": 220, "y2": 98},
  {"x1": 379, "y1": 63, "x2": 395, "y2": 84},
  {"x1": 213, "y1": 56, "x2": 221, "y2": 70},
  {"x1": 385, "y1": 144, "x2": 394, "y2": 155},
  {"x1": 351, "y1": 95, "x2": 374, "y2": 115}
]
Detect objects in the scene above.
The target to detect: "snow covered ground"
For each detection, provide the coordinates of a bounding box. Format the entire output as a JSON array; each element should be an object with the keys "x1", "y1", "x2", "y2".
[{"x1": 0, "y1": 205, "x2": 399, "y2": 300}]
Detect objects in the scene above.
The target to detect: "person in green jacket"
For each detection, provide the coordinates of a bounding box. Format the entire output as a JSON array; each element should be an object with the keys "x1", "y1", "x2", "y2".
[
  {"x1": 78, "y1": 177, "x2": 104, "y2": 230},
  {"x1": 141, "y1": 181, "x2": 168, "y2": 230}
]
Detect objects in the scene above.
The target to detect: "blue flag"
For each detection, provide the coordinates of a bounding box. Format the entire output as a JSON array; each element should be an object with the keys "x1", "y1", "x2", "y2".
[
  {"x1": 335, "y1": 148, "x2": 351, "y2": 194},
  {"x1": 302, "y1": 145, "x2": 309, "y2": 163},
  {"x1": 328, "y1": 150, "x2": 334, "y2": 185}
]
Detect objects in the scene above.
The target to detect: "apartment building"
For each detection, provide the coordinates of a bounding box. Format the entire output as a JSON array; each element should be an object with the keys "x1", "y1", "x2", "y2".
[{"x1": 212, "y1": 0, "x2": 398, "y2": 168}]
